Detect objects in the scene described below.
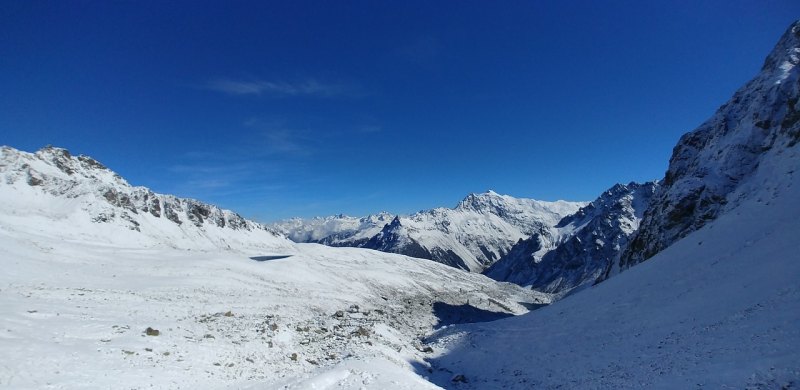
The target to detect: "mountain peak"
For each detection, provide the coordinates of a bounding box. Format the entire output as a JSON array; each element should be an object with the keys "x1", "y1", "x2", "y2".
[
  {"x1": 761, "y1": 19, "x2": 800, "y2": 81},
  {"x1": 455, "y1": 190, "x2": 506, "y2": 211}
]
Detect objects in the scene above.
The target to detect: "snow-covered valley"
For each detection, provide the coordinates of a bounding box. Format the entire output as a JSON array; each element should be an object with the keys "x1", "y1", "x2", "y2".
[
  {"x1": 1, "y1": 15, "x2": 799, "y2": 390},
  {"x1": 0, "y1": 234, "x2": 543, "y2": 389},
  {"x1": 0, "y1": 147, "x2": 544, "y2": 389}
]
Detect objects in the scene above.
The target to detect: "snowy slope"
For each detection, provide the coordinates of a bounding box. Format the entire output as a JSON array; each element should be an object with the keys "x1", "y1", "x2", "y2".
[
  {"x1": 272, "y1": 212, "x2": 395, "y2": 247},
  {"x1": 0, "y1": 146, "x2": 292, "y2": 252},
  {"x1": 620, "y1": 20, "x2": 800, "y2": 268},
  {"x1": 486, "y1": 181, "x2": 657, "y2": 295},
  {"x1": 424, "y1": 169, "x2": 800, "y2": 388},
  {"x1": 0, "y1": 146, "x2": 546, "y2": 389},
  {"x1": 420, "y1": 20, "x2": 800, "y2": 389}
]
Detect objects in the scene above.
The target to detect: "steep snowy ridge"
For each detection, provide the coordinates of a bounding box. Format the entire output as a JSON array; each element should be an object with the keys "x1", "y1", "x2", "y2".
[
  {"x1": 0, "y1": 145, "x2": 292, "y2": 252},
  {"x1": 275, "y1": 191, "x2": 586, "y2": 272},
  {"x1": 620, "y1": 20, "x2": 800, "y2": 268},
  {"x1": 486, "y1": 181, "x2": 657, "y2": 295}
]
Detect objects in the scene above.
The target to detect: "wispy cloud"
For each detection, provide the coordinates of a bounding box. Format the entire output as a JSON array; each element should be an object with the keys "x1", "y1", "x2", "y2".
[
  {"x1": 358, "y1": 125, "x2": 383, "y2": 134},
  {"x1": 244, "y1": 117, "x2": 317, "y2": 156},
  {"x1": 203, "y1": 78, "x2": 363, "y2": 98}
]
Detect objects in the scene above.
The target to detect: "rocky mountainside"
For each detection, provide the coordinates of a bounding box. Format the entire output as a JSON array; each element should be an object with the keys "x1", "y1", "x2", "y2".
[
  {"x1": 0, "y1": 145, "x2": 292, "y2": 252},
  {"x1": 277, "y1": 191, "x2": 586, "y2": 272},
  {"x1": 619, "y1": 20, "x2": 800, "y2": 269},
  {"x1": 272, "y1": 212, "x2": 395, "y2": 247},
  {"x1": 485, "y1": 181, "x2": 657, "y2": 295}
]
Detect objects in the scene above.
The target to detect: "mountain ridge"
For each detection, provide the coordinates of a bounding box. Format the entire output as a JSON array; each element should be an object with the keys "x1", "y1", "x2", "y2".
[
  {"x1": 0, "y1": 145, "x2": 292, "y2": 252},
  {"x1": 273, "y1": 191, "x2": 587, "y2": 272}
]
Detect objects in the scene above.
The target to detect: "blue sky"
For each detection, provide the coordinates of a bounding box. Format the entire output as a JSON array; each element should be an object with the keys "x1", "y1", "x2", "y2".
[{"x1": 2, "y1": 1, "x2": 799, "y2": 222}]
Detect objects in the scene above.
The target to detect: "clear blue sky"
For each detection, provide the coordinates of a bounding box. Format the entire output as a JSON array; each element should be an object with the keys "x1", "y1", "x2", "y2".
[{"x1": 2, "y1": 1, "x2": 798, "y2": 222}]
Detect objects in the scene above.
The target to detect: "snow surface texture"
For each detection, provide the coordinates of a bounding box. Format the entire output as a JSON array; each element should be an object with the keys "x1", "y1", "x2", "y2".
[
  {"x1": 621, "y1": 20, "x2": 800, "y2": 269},
  {"x1": 274, "y1": 191, "x2": 586, "y2": 273},
  {"x1": 0, "y1": 146, "x2": 545, "y2": 389},
  {"x1": 486, "y1": 181, "x2": 658, "y2": 296}
]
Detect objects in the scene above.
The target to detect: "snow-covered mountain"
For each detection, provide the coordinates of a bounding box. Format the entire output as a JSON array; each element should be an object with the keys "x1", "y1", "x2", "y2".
[
  {"x1": 0, "y1": 145, "x2": 545, "y2": 389},
  {"x1": 420, "y1": 20, "x2": 800, "y2": 389},
  {"x1": 0, "y1": 145, "x2": 292, "y2": 252},
  {"x1": 486, "y1": 181, "x2": 657, "y2": 295},
  {"x1": 282, "y1": 191, "x2": 586, "y2": 272},
  {"x1": 619, "y1": 20, "x2": 800, "y2": 269},
  {"x1": 272, "y1": 212, "x2": 395, "y2": 247}
]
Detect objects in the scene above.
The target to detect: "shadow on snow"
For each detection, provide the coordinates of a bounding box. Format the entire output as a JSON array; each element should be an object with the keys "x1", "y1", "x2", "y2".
[
  {"x1": 249, "y1": 255, "x2": 293, "y2": 261},
  {"x1": 432, "y1": 302, "x2": 515, "y2": 329}
]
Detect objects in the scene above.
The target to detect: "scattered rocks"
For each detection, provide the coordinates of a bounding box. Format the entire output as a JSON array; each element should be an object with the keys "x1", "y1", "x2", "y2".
[
  {"x1": 334, "y1": 310, "x2": 345, "y2": 318},
  {"x1": 347, "y1": 304, "x2": 360, "y2": 313},
  {"x1": 289, "y1": 353, "x2": 298, "y2": 361},
  {"x1": 354, "y1": 326, "x2": 370, "y2": 337},
  {"x1": 416, "y1": 345, "x2": 434, "y2": 353}
]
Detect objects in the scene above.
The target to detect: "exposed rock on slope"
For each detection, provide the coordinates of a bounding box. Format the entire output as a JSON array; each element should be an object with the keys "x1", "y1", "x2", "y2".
[
  {"x1": 620, "y1": 20, "x2": 800, "y2": 268},
  {"x1": 0, "y1": 145, "x2": 291, "y2": 251},
  {"x1": 486, "y1": 181, "x2": 657, "y2": 294}
]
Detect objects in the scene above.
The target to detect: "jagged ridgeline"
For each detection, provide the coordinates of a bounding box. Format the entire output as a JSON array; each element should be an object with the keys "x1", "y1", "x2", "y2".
[
  {"x1": 0, "y1": 146, "x2": 291, "y2": 251},
  {"x1": 272, "y1": 191, "x2": 587, "y2": 272},
  {"x1": 619, "y1": 20, "x2": 800, "y2": 269}
]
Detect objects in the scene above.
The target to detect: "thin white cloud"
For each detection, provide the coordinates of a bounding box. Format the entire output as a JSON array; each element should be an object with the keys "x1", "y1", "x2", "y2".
[{"x1": 203, "y1": 78, "x2": 362, "y2": 97}]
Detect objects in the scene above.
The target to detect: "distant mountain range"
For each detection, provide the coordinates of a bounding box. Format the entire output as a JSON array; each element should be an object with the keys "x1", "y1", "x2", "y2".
[
  {"x1": 272, "y1": 192, "x2": 586, "y2": 272},
  {"x1": 276, "y1": 18, "x2": 800, "y2": 297}
]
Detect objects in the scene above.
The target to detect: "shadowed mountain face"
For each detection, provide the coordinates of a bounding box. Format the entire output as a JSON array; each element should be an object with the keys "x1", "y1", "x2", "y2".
[
  {"x1": 619, "y1": 20, "x2": 800, "y2": 269},
  {"x1": 486, "y1": 182, "x2": 658, "y2": 295}
]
